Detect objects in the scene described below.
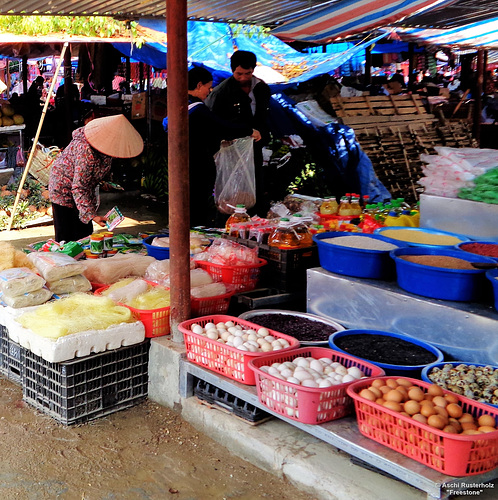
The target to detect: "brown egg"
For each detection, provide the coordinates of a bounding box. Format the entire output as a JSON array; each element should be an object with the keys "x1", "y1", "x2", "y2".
[
  {"x1": 376, "y1": 398, "x2": 385, "y2": 405},
  {"x1": 478, "y1": 426, "x2": 497, "y2": 433},
  {"x1": 427, "y1": 415, "x2": 446, "y2": 430},
  {"x1": 383, "y1": 400, "x2": 402, "y2": 412},
  {"x1": 408, "y1": 387, "x2": 425, "y2": 402},
  {"x1": 371, "y1": 379, "x2": 385, "y2": 388},
  {"x1": 427, "y1": 384, "x2": 444, "y2": 397},
  {"x1": 444, "y1": 393, "x2": 459, "y2": 404},
  {"x1": 399, "y1": 412, "x2": 410, "y2": 418},
  {"x1": 433, "y1": 406, "x2": 449, "y2": 421},
  {"x1": 379, "y1": 385, "x2": 391, "y2": 395},
  {"x1": 432, "y1": 396, "x2": 448, "y2": 408},
  {"x1": 386, "y1": 379, "x2": 399, "y2": 389},
  {"x1": 478, "y1": 414, "x2": 496, "y2": 428},
  {"x1": 396, "y1": 378, "x2": 413, "y2": 387},
  {"x1": 369, "y1": 387, "x2": 382, "y2": 399},
  {"x1": 446, "y1": 403, "x2": 463, "y2": 419},
  {"x1": 462, "y1": 429, "x2": 483, "y2": 435},
  {"x1": 395, "y1": 386, "x2": 408, "y2": 398},
  {"x1": 359, "y1": 389, "x2": 376, "y2": 401},
  {"x1": 404, "y1": 400, "x2": 421, "y2": 416},
  {"x1": 419, "y1": 399, "x2": 434, "y2": 407},
  {"x1": 385, "y1": 389, "x2": 404, "y2": 403},
  {"x1": 461, "y1": 422, "x2": 478, "y2": 431},
  {"x1": 443, "y1": 425, "x2": 458, "y2": 434},
  {"x1": 459, "y1": 413, "x2": 475, "y2": 423},
  {"x1": 448, "y1": 418, "x2": 463, "y2": 433},
  {"x1": 420, "y1": 404, "x2": 437, "y2": 417},
  {"x1": 412, "y1": 413, "x2": 427, "y2": 425}
]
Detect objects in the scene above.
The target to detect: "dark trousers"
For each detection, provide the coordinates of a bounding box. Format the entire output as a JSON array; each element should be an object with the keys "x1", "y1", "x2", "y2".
[{"x1": 52, "y1": 202, "x2": 93, "y2": 243}]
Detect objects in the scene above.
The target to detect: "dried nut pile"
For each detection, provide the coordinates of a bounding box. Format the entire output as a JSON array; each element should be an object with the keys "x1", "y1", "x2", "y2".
[
  {"x1": 359, "y1": 378, "x2": 497, "y2": 434},
  {"x1": 189, "y1": 321, "x2": 291, "y2": 352},
  {"x1": 427, "y1": 363, "x2": 498, "y2": 406},
  {"x1": 259, "y1": 357, "x2": 365, "y2": 388}
]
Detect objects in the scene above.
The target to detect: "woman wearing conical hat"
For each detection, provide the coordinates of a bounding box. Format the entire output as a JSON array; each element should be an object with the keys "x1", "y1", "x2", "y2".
[{"x1": 48, "y1": 114, "x2": 143, "y2": 242}]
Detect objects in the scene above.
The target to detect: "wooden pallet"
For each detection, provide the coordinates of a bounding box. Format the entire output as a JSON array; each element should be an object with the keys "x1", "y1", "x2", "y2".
[{"x1": 331, "y1": 95, "x2": 427, "y2": 118}]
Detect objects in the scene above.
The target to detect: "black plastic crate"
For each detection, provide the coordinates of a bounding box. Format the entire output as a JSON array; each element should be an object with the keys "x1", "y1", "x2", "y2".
[
  {"x1": 194, "y1": 378, "x2": 270, "y2": 424},
  {"x1": 0, "y1": 324, "x2": 23, "y2": 385},
  {"x1": 222, "y1": 235, "x2": 319, "y2": 292},
  {"x1": 22, "y1": 340, "x2": 150, "y2": 425}
]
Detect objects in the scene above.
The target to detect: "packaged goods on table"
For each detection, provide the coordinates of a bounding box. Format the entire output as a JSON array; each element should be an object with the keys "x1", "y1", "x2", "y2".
[
  {"x1": 27, "y1": 252, "x2": 86, "y2": 281},
  {"x1": 0, "y1": 267, "x2": 52, "y2": 308},
  {"x1": 47, "y1": 274, "x2": 92, "y2": 294},
  {"x1": 8, "y1": 293, "x2": 145, "y2": 362},
  {"x1": 347, "y1": 377, "x2": 498, "y2": 476},
  {"x1": 1, "y1": 287, "x2": 52, "y2": 308}
]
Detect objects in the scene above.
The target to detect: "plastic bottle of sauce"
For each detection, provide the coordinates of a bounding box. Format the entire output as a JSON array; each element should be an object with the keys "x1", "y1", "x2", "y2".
[
  {"x1": 268, "y1": 218, "x2": 301, "y2": 249},
  {"x1": 349, "y1": 196, "x2": 362, "y2": 217},
  {"x1": 319, "y1": 197, "x2": 338, "y2": 215},
  {"x1": 399, "y1": 209, "x2": 416, "y2": 227},
  {"x1": 383, "y1": 210, "x2": 402, "y2": 227},
  {"x1": 338, "y1": 195, "x2": 351, "y2": 216},
  {"x1": 225, "y1": 204, "x2": 250, "y2": 234},
  {"x1": 289, "y1": 214, "x2": 313, "y2": 248}
]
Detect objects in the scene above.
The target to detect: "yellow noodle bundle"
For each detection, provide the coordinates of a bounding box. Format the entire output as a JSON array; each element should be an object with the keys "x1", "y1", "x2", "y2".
[
  {"x1": 127, "y1": 287, "x2": 171, "y2": 310},
  {"x1": 17, "y1": 293, "x2": 133, "y2": 339}
]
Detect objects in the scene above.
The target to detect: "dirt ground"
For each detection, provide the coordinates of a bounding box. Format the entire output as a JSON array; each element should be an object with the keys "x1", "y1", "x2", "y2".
[
  {"x1": 0, "y1": 377, "x2": 314, "y2": 500},
  {"x1": 0, "y1": 194, "x2": 316, "y2": 500}
]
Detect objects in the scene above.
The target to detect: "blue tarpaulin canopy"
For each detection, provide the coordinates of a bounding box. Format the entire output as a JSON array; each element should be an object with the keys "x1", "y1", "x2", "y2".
[{"x1": 113, "y1": 19, "x2": 387, "y2": 84}]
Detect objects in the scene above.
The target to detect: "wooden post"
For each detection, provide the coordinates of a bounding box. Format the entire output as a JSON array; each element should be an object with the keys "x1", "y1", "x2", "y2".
[
  {"x1": 166, "y1": 0, "x2": 191, "y2": 342},
  {"x1": 22, "y1": 55, "x2": 28, "y2": 94},
  {"x1": 364, "y1": 45, "x2": 372, "y2": 86},
  {"x1": 63, "y1": 44, "x2": 73, "y2": 146}
]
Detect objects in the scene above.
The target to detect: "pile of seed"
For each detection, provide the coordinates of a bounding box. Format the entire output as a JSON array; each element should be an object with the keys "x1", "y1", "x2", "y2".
[
  {"x1": 460, "y1": 242, "x2": 498, "y2": 258},
  {"x1": 400, "y1": 255, "x2": 476, "y2": 270},
  {"x1": 380, "y1": 229, "x2": 463, "y2": 246},
  {"x1": 321, "y1": 235, "x2": 399, "y2": 251}
]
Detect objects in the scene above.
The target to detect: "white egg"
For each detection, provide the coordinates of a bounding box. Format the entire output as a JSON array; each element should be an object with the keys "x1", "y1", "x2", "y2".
[
  {"x1": 347, "y1": 366, "x2": 364, "y2": 379},
  {"x1": 286, "y1": 377, "x2": 300, "y2": 386},
  {"x1": 216, "y1": 322, "x2": 227, "y2": 329},
  {"x1": 268, "y1": 366, "x2": 280, "y2": 376},
  {"x1": 294, "y1": 358, "x2": 310, "y2": 369},
  {"x1": 271, "y1": 363, "x2": 281, "y2": 370},
  {"x1": 272, "y1": 345, "x2": 283, "y2": 351},
  {"x1": 341, "y1": 374, "x2": 356, "y2": 383},
  {"x1": 227, "y1": 326, "x2": 238, "y2": 335},
  {"x1": 334, "y1": 374, "x2": 344, "y2": 382},
  {"x1": 323, "y1": 366, "x2": 334, "y2": 375},
  {"x1": 330, "y1": 379, "x2": 343, "y2": 386},
  {"x1": 294, "y1": 370, "x2": 313, "y2": 382},
  {"x1": 282, "y1": 361, "x2": 296, "y2": 370},
  {"x1": 258, "y1": 327, "x2": 270, "y2": 336},
  {"x1": 285, "y1": 407, "x2": 295, "y2": 417},
  {"x1": 334, "y1": 365, "x2": 348, "y2": 376},
  {"x1": 233, "y1": 330, "x2": 244, "y2": 337},
  {"x1": 256, "y1": 338, "x2": 266, "y2": 346},
  {"x1": 191, "y1": 325, "x2": 204, "y2": 335},
  {"x1": 279, "y1": 340, "x2": 290, "y2": 348},
  {"x1": 264, "y1": 335, "x2": 276, "y2": 343},
  {"x1": 226, "y1": 341, "x2": 234, "y2": 347},
  {"x1": 301, "y1": 379, "x2": 319, "y2": 388},
  {"x1": 204, "y1": 322, "x2": 216, "y2": 330},
  {"x1": 261, "y1": 343, "x2": 273, "y2": 352},
  {"x1": 259, "y1": 366, "x2": 270, "y2": 373},
  {"x1": 225, "y1": 321, "x2": 235, "y2": 327},
  {"x1": 280, "y1": 368, "x2": 294, "y2": 379},
  {"x1": 319, "y1": 358, "x2": 333, "y2": 366},
  {"x1": 246, "y1": 345, "x2": 258, "y2": 352},
  {"x1": 220, "y1": 331, "x2": 230, "y2": 341},
  {"x1": 307, "y1": 369, "x2": 322, "y2": 380},
  {"x1": 246, "y1": 329, "x2": 257, "y2": 335},
  {"x1": 246, "y1": 340, "x2": 259, "y2": 348},
  {"x1": 206, "y1": 331, "x2": 219, "y2": 340},
  {"x1": 235, "y1": 325, "x2": 243, "y2": 330},
  {"x1": 271, "y1": 339, "x2": 282, "y2": 347},
  {"x1": 242, "y1": 333, "x2": 248, "y2": 341},
  {"x1": 227, "y1": 334, "x2": 235, "y2": 343},
  {"x1": 309, "y1": 359, "x2": 324, "y2": 374},
  {"x1": 233, "y1": 337, "x2": 243, "y2": 348},
  {"x1": 236, "y1": 344, "x2": 248, "y2": 351},
  {"x1": 272, "y1": 373, "x2": 285, "y2": 381},
  {"x1": 330, "y1": 362, "x2": 342, "y2": 369},
  {"x1": 318, "y1": 379, "x2": 333, "y2": 388},
  {"x1": 247, "y1": 333, "x2": 258, "y2": 342},
  {"x1": 216, "y1": 338, "x2": 225, "y2": 343}
]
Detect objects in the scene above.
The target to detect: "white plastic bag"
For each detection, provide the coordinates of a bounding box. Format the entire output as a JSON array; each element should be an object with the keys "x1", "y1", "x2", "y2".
[
  {"x1": 0, "y1": 267, "x2": 46, "y2": 297},
  {"x1": 214, "y1": 137, "x2": 256, "y2": 214}
]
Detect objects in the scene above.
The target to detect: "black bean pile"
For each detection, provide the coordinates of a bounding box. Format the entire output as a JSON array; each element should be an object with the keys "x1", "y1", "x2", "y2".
[
  {"x1": 249, "y1": 313, "x2": 339, "y2": 342},
  {"x1": 334, "y1": 334, "x2": 438, "y2": 366}
]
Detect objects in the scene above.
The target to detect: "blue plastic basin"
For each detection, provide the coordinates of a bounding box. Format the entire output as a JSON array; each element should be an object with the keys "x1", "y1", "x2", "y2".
[
  {"x1": 143, "y1": 234, "x2": 170, "y2": 260},
  {"x1": 329, "y1": 329, "x2": 444, "y2": 378},
  {"x1": 313, "y1": 232, "x2": 404, "y2": 279},
  {"x1": 486, "y1": 269, "x2": 498, "y2": 311},
  {"x1": 375, "y1": 227, "x2": 470, "y2": 248},
  {"x1": 390, "y1": 247, "x2": 496, "y2": 301}
]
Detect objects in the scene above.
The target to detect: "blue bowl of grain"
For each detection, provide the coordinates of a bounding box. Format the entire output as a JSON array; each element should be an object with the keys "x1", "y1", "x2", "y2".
[{"x1": 313, "y1": 232, "x2": 405, "y2": 279}]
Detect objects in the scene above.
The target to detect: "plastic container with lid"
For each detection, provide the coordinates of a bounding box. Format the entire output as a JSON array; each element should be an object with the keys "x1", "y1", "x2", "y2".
[
  {"x1": 225, "y1": 204, "x2": 250, "y2": 234},
  {"x1": 289, "y1": 213, "x2": 313, "y2": 248},
  {"x1": 349, "y1": 196, "x2": 362, "y2": 216},
  {"x1": 383, "y1": 210, "x2": 402, "y2": 227},
  {"x1": 338, "y1": 195, "x2": 351, "y2": 216},
  {"x1": 319, "y1": 197, "x2": 338, "y2": 215},
  {"x1": 268, "y1": 218, "x2": 301, "y2": 249}
]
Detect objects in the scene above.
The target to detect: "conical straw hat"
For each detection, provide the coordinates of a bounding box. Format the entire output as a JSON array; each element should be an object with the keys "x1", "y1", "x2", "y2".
[{"x1": 84, "y1": 114, "x2": 144, "y2": 158}]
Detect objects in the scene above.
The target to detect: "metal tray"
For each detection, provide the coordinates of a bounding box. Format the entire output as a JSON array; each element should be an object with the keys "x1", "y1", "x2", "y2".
[{"x1": 238, "y1": 309, "x2": 345, "y2": 346}]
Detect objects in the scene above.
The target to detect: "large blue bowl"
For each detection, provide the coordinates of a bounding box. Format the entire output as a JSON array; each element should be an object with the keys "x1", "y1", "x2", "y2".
[
  {"x1": 375, "y1": 227, "x2": 470, "y2": 248},
  {"x1": 421, "y1": 361, "x2": 498, "y2": 409},
  {"x1": 486, "y1": 269, "x2": 498, "y2": 311},
  {"x1": 329, "y1": 329, "x2": 444, "y2": 377},
  {"x1": 390, "y1": 247, "x2": 496, "y2": 301},
  {"x1": 313, "y1": 232, "x2": 405, "y2": 279},
  {"x1": 456, "y1": 241, "x2": 498, "y2": 262},
  {"x1": 143, "y1": 234, "x2": 170, "y2": 260}
]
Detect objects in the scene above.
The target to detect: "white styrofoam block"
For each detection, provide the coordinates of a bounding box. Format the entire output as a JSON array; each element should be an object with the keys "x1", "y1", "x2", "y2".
[{"x1": 6, "y1": 317, "x2": 145, "y2": 363}]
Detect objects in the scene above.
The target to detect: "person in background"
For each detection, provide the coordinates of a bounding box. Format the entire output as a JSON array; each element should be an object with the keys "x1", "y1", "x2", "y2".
[
  {"x1": 172, "y1": 66, "x2": 260, "y2": 227},
  {"x1": 49, "y1": 114, "x2": 143, "y2": 242},
  {"x1": 24, "y1": 76, "x2": 45, "y2": 140},
  {"x1": 205, "y1": 50, "x2": 271, "y2": 216}
]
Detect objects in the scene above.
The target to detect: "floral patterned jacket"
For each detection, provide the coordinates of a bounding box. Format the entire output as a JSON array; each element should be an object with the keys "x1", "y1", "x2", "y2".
[{"x1": 48, "y1": 127, "x2": 112, "y2": 223}]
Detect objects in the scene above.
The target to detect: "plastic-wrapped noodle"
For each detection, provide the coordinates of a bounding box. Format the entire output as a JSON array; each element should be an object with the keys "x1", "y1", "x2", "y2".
[
  {"x1": 16, "y1": 293, "x2": 133, "y2": 339},
  {"x1": 127, "y1": 287, "x2": 171, "y2": 310}
]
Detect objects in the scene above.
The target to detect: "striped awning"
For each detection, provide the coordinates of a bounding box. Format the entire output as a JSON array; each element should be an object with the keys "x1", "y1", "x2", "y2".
[
  {"x1": 271, "y1": 0, "x2": 457, "y2": 43},
  {"x1": 394, "y1": 16, "x2": 498, "y2": 49}
]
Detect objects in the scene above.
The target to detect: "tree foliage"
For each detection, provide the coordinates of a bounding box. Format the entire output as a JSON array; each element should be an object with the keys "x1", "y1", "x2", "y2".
[{"x1": 0, "y1": 15, "x2": 136, "y2": 39}]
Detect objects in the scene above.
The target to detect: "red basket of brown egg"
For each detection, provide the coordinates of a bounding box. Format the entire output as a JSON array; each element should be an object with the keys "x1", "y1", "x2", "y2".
[{"x1": 347, "y1": 376, "x2": 498, "y2": 476}]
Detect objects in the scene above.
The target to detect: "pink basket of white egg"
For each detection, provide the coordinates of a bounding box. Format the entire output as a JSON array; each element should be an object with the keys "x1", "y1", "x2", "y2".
[
  {"x1": 178, "y1": 315, "x2": 300, "y2": 385},
  {"x1": 249, "y1": 347, "x2": 386, "y2": 425}
]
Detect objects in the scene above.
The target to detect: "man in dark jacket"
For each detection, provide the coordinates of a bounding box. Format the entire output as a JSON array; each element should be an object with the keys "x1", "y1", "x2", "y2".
[{"x1": 205, "y1": 50, "x2": 272, "y2": 216}]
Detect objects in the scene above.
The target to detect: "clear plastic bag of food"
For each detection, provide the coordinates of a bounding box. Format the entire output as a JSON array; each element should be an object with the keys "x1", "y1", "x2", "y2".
[
  {"x1": 0, "y1": 287, "x2": 53, "y2": 308},
  {"x1": 193, "y1": 238, "x2": 259, "y2": 266},
  {"x1": 0, "y1": 267, "x2": 46, "y2": 297},
  {"x1": 191, "y1": 282, "x2": 226, "y2": 299},
  {"x1": 47, "y1": 274, "x2": 92, "y2": 295},
  {"x1": 27, "y1": 252, "x2": 86, "y2": 282}
]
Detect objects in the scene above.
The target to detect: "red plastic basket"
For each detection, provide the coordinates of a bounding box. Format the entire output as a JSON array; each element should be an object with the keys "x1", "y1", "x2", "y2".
[
  {"x1": 195, "y1": 258, "x2": 267, "y2": 292},
  {"x1": 249, "y1": 347, "x2": 385, "y2": 425},
  {"x1": 95, "y1": 283, "x2": 170, "y2": 338},
  {"x1": 347, "y1": 376, "x2": 498, "y2": 476},
  {"x1": 178, "y1": 314, "x2": 299, "y2": 385},
  {"x1": 190, "y1": 286, "x2": 236, "y2": 317}
]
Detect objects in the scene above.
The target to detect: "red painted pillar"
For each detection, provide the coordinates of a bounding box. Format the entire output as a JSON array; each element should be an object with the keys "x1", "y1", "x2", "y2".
[{"x1": 167, "y1": 0, "x2": 191, "y2": 342}]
